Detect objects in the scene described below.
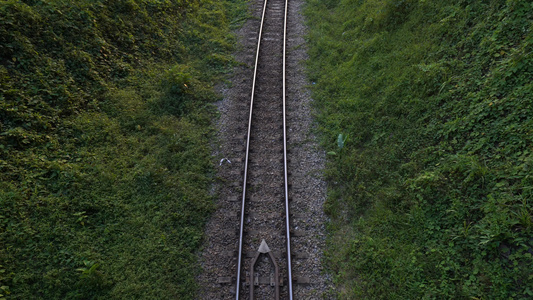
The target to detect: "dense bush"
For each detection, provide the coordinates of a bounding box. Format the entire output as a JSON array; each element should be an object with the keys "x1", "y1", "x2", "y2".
[
  {"x1": 0, "y1": 0, "x2": 246, "y2": 298},
  {"x1": 306, "y1": 0, "x2": 532, "y2": 298}
]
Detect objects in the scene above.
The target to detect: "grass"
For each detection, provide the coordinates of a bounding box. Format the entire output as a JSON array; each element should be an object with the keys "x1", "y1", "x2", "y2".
[
  {"x1": 0, "y1": 0, "x2": 247, "y2": 298},
  {"x1": 305, "y1": 0, "x2": 533, "y2": 298}
]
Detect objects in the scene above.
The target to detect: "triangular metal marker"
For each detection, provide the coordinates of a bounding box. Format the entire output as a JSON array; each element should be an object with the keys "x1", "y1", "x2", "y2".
[{"x1": 258, "y1": 239, "x2": 270, "y2": 253}]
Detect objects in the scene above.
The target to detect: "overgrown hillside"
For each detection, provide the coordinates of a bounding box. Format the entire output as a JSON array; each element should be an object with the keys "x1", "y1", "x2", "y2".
[
  {"x1": 0, "y1": 0, "x2": 245, "y2": 298},
  {"x1": 306, "y1": 0, "x2": 532, "y2": 298}
]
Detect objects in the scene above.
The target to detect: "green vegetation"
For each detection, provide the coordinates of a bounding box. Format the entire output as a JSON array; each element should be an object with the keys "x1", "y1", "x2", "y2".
[
  {"x1": 0, "y1": 0, "x2": 246, "y2": 298},
  {"x1": 306, "y1": 0, "x2": 532, "y2": 298}
]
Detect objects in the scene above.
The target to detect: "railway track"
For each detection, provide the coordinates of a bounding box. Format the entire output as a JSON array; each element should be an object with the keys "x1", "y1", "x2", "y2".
[
  {"x1": 199, "y1": 0, "x2": 329, "y2": 298},
  {"x1": 234, "y1": 0, "x2": 292, "y2": 298}
]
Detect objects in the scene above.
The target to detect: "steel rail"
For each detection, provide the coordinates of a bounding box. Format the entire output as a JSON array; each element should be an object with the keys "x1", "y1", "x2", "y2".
[
  {"x1": 282, "y1": 0, "x2": 294, "y2": 297},
  {"x1": 235, "y1": 0, "x2": 269, "y2": 298}
]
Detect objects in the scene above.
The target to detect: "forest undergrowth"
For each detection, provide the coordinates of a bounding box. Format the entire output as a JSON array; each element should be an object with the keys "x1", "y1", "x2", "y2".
[
  {"x1": 306, "y1": 0, "x2": 532, "y2": 298},
  {"x1": 0, "y1": 0, "x2": 246, "y2": 298}
]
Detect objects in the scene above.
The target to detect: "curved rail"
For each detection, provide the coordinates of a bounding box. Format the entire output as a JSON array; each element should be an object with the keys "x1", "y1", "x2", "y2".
[
  {"x1": 234, "y1": 0, "x2": 268, "y2": 297},
  {"x1": 235, "y1": 0, "x2": 292, "y2": 298}
]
